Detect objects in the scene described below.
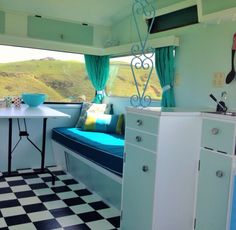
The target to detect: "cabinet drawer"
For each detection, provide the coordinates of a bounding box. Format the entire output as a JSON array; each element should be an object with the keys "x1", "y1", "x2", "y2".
[
  {"x1": 125, "y1": 128, "x2": 157, "y2": 152},
  {"x1": 122, "y1": 144, "x2": 156, "y2": 230},
  {"x1": 201, "y1": 119, "x2": 235, "y2": 154},
  {"x1": 126, "y1": 112, "x2": 159, "y2": 134}
]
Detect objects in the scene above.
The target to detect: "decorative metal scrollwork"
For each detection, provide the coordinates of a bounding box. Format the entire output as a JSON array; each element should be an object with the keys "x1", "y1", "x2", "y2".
[{"x1": 130, "y1": 0, "x2": 156, "y2": 107}]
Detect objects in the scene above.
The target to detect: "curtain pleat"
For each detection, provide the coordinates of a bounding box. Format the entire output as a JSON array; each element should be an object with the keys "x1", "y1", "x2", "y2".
[
  {"x1": 155, "y1": 46, "x2": 176, "y2": 107},
  {"x1": 84, "y1": 55, "x2": 110, "y2": 103}
]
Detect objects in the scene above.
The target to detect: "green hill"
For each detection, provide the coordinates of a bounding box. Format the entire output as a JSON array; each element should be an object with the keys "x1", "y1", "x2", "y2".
[
  {"x1": 108, "y1": 62, "x2": 162, "y2": 100},
  {"x1": 0, "y1": 60, "x2": 94, "y2": 102},
  {"x1": 0, "y1": 59, "x2": 162, "y2": 102}
]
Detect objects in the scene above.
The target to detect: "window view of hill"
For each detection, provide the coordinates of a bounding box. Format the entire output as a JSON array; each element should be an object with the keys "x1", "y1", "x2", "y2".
[
  {"x1": 108, "y1": 59, "x2": 162, "y2": 101},
  {"x1": 0, "y1": 59, "x2": 94, "y2": 102},
  {"x1": 0, "y1": 59, "x2": 162, "y2": 102},
  {"x1": 0, "y1": 45, "x2": 162, "y2": 103}
]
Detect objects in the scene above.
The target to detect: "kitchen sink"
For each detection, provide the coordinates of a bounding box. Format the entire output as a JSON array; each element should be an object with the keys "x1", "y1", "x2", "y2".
[{"x1": 204, "y1": 111, "x2": 236, "y2": 116}]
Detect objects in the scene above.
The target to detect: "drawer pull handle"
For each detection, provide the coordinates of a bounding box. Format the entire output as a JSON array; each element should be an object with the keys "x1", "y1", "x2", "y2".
[
  {"x1": 211, "y1": 128, "x2": 219, "y2": 135},
  {"x1": 136, "y1": 136, "x2": 142, "y2": 142},
  {"x1": 216, "y1": 170, "x2": 224, "y2": 178},
  {"x1": 137, "y1": 119, "x2": 143, "y2": 126},
  {"x1": 142, "y1": 165, "x2": 149, "y2": 172}
]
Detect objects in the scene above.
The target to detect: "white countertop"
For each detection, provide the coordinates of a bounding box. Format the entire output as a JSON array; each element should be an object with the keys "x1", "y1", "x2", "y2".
[
  {"x1": 126, "y1": 106, "x2": 206, "y2": 116},
  {"x1": 126, "y1": 106, "x2": 236, "y2": 121},
  {"x1": 0, "y1": 105, "x2": 70, "y2": 118},
  {"x1": 201, "y1": 112, "x2": 236, "y2": 122}
]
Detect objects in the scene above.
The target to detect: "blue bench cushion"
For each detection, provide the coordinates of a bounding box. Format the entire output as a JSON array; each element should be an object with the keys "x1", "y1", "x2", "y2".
[{"x1": 52, "y1": 127, "x2": 124, "y2": 177}]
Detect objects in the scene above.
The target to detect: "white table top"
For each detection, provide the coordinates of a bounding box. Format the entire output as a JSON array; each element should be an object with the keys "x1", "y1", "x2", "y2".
[{"x1": 0, "y1": 105, "x2": 70, "y2": 118}]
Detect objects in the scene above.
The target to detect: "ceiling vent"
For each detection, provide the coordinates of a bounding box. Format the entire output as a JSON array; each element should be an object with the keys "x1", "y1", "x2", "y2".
[{"x1": 147, "y1": 5, "x2": 199, "y2": 34}]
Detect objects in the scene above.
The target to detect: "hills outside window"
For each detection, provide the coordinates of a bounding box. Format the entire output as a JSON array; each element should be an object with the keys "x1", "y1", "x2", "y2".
[
  {"x1": 0, "y1": 45, "x2": 94, "y2": 103},
  {"x1": 107, "y1": 55, "x2": 162, "y2": 101}
]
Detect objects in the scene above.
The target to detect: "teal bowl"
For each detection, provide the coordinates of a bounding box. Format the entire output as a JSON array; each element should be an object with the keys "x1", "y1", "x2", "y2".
[{"x1": 22, "y1": 93, "x2": 46, "y2": 107}]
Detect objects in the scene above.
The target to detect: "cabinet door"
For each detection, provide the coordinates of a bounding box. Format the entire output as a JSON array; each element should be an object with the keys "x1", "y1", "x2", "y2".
[
  {"x1": 121, "y1": 144, "x2": 156, "y2": 230},
  {"x1": 28, "y1": 16, "x2": 93, "y2": 45},
  {"x1": 201, "y1": 119, "x2": 235, "y2": 154},
  {"x1": 196, "y1": 150, "x2": 232, "y2": 230}
]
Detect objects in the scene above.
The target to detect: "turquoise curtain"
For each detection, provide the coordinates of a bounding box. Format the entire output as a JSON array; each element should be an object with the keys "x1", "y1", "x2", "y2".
[
  {"x1": 155, "y1": 46, "x2": 176, "y2": 107},
  {"x1": 84, "y1": 54, "x2": 110, "y2": 103}
]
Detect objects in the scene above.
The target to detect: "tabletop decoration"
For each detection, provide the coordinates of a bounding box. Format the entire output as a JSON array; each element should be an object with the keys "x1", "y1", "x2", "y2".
[
  {"x1": 4, "y1": 96, "x2": 12, "y2": 108},
  {"x1": 13, "y1": 96, "x2": 21, "y2": 108},
  {"x1": 22, "y1": 93, "x2": 46, "y2": 107},
  {"x1": 0, "y1": 99, "x2": 6, "y2": 108}
]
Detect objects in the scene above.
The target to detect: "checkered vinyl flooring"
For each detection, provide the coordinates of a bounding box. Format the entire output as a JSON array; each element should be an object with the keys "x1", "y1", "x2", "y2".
[{"x1": 0, "y1": 167, "x2": 120, "y2": 230}]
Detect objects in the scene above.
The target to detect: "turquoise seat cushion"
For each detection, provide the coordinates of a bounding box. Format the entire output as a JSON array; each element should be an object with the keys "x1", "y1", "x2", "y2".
[{"x1": 52, "y1": 127, "x2": 124, "y2": 176}]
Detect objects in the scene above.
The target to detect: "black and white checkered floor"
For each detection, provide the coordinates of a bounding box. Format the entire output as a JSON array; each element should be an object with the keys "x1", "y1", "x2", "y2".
[{"x1": 0, "y1": 167, "x2": 120, "y2": 230}]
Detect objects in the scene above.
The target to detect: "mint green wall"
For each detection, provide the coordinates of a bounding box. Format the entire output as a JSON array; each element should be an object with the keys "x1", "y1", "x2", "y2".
[
  {"x1": 111, "y1": 16, "x2": 236, "y2": 110},
  {"x1": 0, "y1": 11, "x2": 5, "y2": 33},
  {"x1": 154, "y1": 0, "x2": 184, "y2": 9},
  {"x1": 202, "y1": 0, "x2": 236, "y2": 15},
  {"x1": 111, "y1": 14, "x2": 147, "y2": 46},
  {"x1": 173, "y1": 22, "x2": 236, "y2": 109}
]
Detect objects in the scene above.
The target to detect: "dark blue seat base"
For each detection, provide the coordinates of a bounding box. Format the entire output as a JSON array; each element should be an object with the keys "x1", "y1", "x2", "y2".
[{"x1": 52, "y1": 127, "x2": 124, "y2": 177}]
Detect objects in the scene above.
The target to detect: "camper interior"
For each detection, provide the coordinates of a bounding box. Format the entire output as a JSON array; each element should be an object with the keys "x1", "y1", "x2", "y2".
[{"x1": 0, "y1": 0, "x2": 236, "y2": 230}]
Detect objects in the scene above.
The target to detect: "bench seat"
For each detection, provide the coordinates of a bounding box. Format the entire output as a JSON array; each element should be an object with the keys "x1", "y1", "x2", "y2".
[{"x1": 52, "y1": 127, "x2": 124, "y2": 177}]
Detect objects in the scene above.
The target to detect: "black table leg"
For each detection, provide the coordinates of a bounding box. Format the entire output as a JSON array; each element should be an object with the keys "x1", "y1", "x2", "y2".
[
  {"x1": 41, "y1": 118, "x2": 47, "y2": 171},
  {"x1": 8, "y1": 118, "x2": 12, "y2": 174},
  {"x1": 41, "y1": 118, "x2": 55, "y2": 185},
  {"x1": 4, "y1": 117, "x2": 55, "y2": 185}
]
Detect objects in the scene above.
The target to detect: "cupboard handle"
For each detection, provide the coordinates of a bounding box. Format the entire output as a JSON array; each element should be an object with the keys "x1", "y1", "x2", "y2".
[
  {"x1": 136, "y1": 136, "x2": 142, "y2": 142},
  {"x1": 211, "y1": 128, "x2": 219, "y2": 135},
  {"x1": 142, "y1": 165, "x2": 149, "y2": 172},
  {"x1": 216, "y1": 170, "x2": 224, "y2": 178},
  {"x1": 137, "y1": 119, "x2": 143, "y2": 126}
]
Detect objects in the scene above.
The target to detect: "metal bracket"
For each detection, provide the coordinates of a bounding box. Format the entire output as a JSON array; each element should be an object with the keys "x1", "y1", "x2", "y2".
[
  {"x1": 130, "y1": 0, "x2": 156, "y2": 107},
  {"x1": 11, "y1": 118, "x2": 42, "y2": 156}
]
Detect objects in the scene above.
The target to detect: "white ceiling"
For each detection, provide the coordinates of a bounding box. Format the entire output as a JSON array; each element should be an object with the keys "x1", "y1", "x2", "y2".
[{"x1": 0, "y1": 0, "x2": 134, "y2": 26}]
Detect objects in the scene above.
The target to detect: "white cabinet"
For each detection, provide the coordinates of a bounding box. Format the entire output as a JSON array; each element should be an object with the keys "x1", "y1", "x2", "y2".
[
  {"x1": 121, "y1": 109, "x2": 158, "y2": 230},
  {"x1": 196, "y1": 150, "x2": 232, "y2": 230},
  {"x1": 121, "y1": 108, "x2": 201, "y2": 230},
  {"x1": 195, "y1": 117, "x2": 236, "y2": 230},
  {"x1": 121, "y1": 144, "x2": 156, "y2": 230}
]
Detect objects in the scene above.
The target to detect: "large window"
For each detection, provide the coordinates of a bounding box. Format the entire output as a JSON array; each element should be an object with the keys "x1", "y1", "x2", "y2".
[
  {"x1": 0, "y1": 45, "x2": 94, "y2": 102},
  {"x1": 107, "y1": 55, "x2": 162, "y2": 100}
]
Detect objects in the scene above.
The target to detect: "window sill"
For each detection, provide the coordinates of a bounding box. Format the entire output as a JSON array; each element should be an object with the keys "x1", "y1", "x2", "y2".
[{"x1": 45, "y1": 103, "x2": 82, "y2": 110}]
